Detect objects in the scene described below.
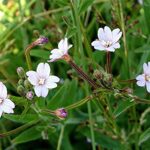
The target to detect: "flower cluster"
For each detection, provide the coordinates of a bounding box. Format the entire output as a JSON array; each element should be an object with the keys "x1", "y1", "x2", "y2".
[{"x1": 2, "y1": 25, "x2": 148, "y2": 119}]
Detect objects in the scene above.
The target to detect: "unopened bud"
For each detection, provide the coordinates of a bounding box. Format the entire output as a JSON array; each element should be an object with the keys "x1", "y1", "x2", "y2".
[
  {"x1": 18, "y1": 79, "x2": 24, "y2": 85},
  {"x1": 24, "y1": 79, "x2": 32, "y2": 90},
  {"x1": 93, "y1": 70, "x2": 103, "y2": 79},
  {"x1": 120, "y1": 88, "x2": 133, "y2": 94},
  {"x1": 54, "y1": 108, "x2": 67, "y2": 119},
  {"x1": 17, "y1": 67, "x2": 25, "y2": 79},
  {"x1": 35, "y1": 36, "x2": 49, "y2": 45},
  {"x1": 26, "y1": 91, "x2": 34, "y2": 100},
  {"x1": 17, "y1": 85, "x2": 26, "y2": 96}
]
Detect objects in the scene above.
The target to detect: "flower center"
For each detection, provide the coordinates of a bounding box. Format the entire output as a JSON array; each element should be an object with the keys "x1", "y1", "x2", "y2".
[
  {"x1": 38, "y1": 78, "x2": 45, "y2": 85},
  {"x1": 145, "y1": 75, "x2": 150, "y2": 82},
  {"x1": 102, "y1": 40, "x2": 112, "y2": 48},
  {"x1": 0, "y1": 98, "x2": 3, "y2": 104}
]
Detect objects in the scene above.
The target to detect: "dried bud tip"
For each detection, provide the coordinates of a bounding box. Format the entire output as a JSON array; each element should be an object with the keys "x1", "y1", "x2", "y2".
[
  {"x1": 26, "y1": 91, "x2": 34, "y2": 100},
  {"x1": 17, "y1": 67, "x2": 25, "y2": 79},
  {"x1": 54, "y1": 108, "x2": 67, "y2": 119}
]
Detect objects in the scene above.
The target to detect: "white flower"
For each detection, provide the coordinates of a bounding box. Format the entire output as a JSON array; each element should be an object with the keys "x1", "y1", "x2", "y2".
[
  {"x1": 91, "y1": 26, "x2": 122, "y2": 52},
  {"x1": 136, "y1": 62, "x2": 150, "y2": 93},
  {"x1": 0, "y1": 82, "x2": 15, "y2": 117},
  {"x1": 26, "y1": 63, "x2": 60, "y2": 98},
  {"x1": 48, "y1": 38, "x2": 72, "y2": 62},
  {"x1": 138, "y1": 0, "x2": 143, "y2": 5}
]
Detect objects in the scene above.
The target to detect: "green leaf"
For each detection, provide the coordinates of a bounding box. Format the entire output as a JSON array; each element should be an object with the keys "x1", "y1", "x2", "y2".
[
  {"x1": 12, "y1": 126, "x2": 41, "y2": 144},
  {"x1": 10, "y1": 96, "x2": 28, "y2": 106},
  {"x1": 81, "y1": 127, "x2": 124, "y2": 150},
  {"x1": 4, "y1": 114, "x2": 39, "y2": 123},
  {"x1": 30, "y1": 49, "x2": 50, "y2": 59},
  {"x1": 48, "y1": 79, "x2": 78, "y2": 109},
  {"x1": 113, "y1": 99, "x2": 135, "y2": 118},
  {"x1": 66, "y1": 27, "x2": 77, "y2": 38},
  {"x1": 143, "y1": 0, "x2": 150, "y2": 33},
  {"x1": 139, "y1": 128, "x2": 150, "y2": 145},
  {"x1": 78, "y1": 0, "x2": 94, "y2": 14}
]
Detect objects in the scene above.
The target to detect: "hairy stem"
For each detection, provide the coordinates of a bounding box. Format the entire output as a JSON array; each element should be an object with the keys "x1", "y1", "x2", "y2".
[
  {"x1": 106, "y1": 51, "x2": 111, "y2": 73},
  {"x1": 68, "y1": 60, "x2": 100, "y2": 89},
  {"x1": 25, "y1": 43, "x2": 35, "y2": 70}
]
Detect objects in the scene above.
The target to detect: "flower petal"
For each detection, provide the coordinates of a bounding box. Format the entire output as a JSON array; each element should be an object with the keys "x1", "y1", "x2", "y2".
[
  {"x1": 45, "y1": 82, "x2": 57, "y2": 89},
  {"x1": 136, "y1": 74, "x2": 145, "y2": 81},
  {"x1": 112, "y1": 43, "x2": 120, "y2": 49},
  {"x1": 0, "y1": 82, "x2": 7, "y2": 99},
  {"x1": 113, "y1": 31, "x2": 122, "y2": 43},
  {"x1": 41, "y1": 86, "x2": 49, "y2": 97},
  {"x1": 4, "y1": 99, "x2": 15, "y2": 108},
  {"x1": 58, "y1": 38, "x2": 70, "y2": 53},
  {"x1": 0, "y1": 110, "x2": 3, "y2": 117},
  {"x1": 143, "y1": 63, "x2": 150, "y2": 75},
  {"x1": 136, "y1": 74, "x2": 146, "y2": 87},
  {"x1": 45, "y1": 76, "x2": 59, "y2": 89},
  {"x1": 48, "y1": 76, "x2": 60, "y2": 82},
  {"x1": 106, "y1": 47, "x2": 115, "y2": 52},
  {"x1": 26, "y1": 71, "x2": 38, "y2": 86},
  {"x1": 146, "y1": 82, "x2": 150, "y2": 93},
  {"x1": 104, "y1": 26, "x2": 112, "y2": 41},
  {"x1": 2, "y1": 104, "x2": 14, "y2": 113},
  {"x1": 98, "y1": 28, "x2": 106, "y2": 41},
  {"x1": 91, "y1": 41, "x2": 105, "y2": 51},
  {"x1": 34, "y1": 85, "x2": 42, "y2": 97},
  {"x1": 37, "y1": 63, "x2": 50, "y2": 77},
  {"x1": 58, "y1": 39, "x2": 65, "y2": 50}
]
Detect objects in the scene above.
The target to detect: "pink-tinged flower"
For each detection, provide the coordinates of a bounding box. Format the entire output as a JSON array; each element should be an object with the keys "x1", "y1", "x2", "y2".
[
  {"x1": 48, "y1": 38, "x2": 72, "y2": 62},
  {"x1": 26, "y1": 63, "x2": 60, "y2": 98},
  {"x1": 91, "y1": 26, "x2": 122, "y2": 52},
  {"x1": 136, "y1": 62, "x2": 150, "y2": 93},
  {"x1": 0, "y1": 82, "x2": 15, "y2": 117},
  {"x1": 54, "y1": 108, "x2": 67, "y2": 119}
]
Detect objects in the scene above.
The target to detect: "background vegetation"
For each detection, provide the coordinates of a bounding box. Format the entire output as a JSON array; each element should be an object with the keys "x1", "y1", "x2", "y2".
[{"x1": 1, "y1": 0, "x2": 150, "y2": 149}]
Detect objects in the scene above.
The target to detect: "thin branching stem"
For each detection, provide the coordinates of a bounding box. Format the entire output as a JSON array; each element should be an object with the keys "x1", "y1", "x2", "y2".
[{"x1": 68, "y1": 60, "x2": 100, "y2": 89}]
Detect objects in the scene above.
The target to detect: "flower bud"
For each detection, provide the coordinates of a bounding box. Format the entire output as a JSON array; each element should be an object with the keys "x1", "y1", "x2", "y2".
[
  {"x1": 18, "y1": 79, "x2": 24, "y2": 85},
  {"x1": 24, "y1": 79, "x2": 32, "y2": 90},
  {"x1": 17, "y1": 67, "x2": 25, "y2": 79},
  {"x1": 54, "y1": 108, "x2": 67, "y2": 119},
  {"x1": 26, "y1": 91, "x2": 34, "y2": 100},
  {"x1": 17, "y1": 85, "x2": 26, "y2": 96},
  {"x1": 35, "y1": 36, "x2": 49, "y2": 45},
  {"x1": 93, "y1": 70, "x2": 103, "y2": 79}
]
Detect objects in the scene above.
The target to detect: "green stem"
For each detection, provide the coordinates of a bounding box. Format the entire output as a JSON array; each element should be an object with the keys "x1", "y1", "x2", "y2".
[
  {"x1": 57, "y1": 125, "x2": 65, "y2": 150},
  {"x1": 68, "y1": 60, "x2": 100, "y2": 89},
  {"x1": 25, "y1": 44, "x2": 34, "y2": 70},
  {"x1": 87, "y1": 101, "x2": 96, "y2": 150},
  {"x1": 106, "y1": 51, "x2": 111, "y2": 73},
  {"x1": 65, "y1": 96, "x2": 92, "y2": 110},
  {"x1": 0, "y1": 120, "x2": 40, "y2": 138}
]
